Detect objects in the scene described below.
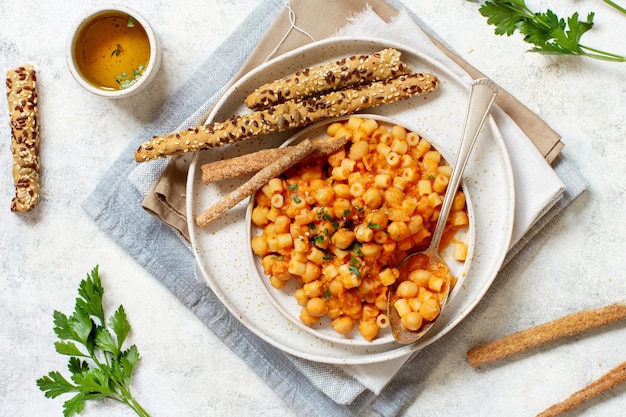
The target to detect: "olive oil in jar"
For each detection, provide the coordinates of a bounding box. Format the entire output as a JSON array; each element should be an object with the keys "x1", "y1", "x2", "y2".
[{"x1": 73, "y1": 13, "x2": 150, "y2": 90}]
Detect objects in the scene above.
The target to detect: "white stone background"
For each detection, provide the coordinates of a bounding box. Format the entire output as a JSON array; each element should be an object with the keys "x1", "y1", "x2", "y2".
[{"x1": 1, "y1": 0, "x2": 625, "y2": 416}]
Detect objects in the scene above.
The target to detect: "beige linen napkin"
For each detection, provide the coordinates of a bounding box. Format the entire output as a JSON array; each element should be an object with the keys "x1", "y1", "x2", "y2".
[{"x1": 141, "y1": 0, "x2": 563, "y2": 238}]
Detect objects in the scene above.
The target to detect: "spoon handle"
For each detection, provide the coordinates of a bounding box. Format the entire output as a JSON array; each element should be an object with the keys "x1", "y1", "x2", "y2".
[{"x1": 431, "y1": 78, "x2": 498, "y2": 249}]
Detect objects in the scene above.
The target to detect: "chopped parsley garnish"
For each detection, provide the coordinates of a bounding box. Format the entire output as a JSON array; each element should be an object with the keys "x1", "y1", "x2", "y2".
[
  {"x1": 115, "y1": 65, "x2": 146, "y2": 89},
  {"x1": 348, "y1": 265, "x2": 362, "y2": 278},
  {"x1": 349, "y1": 242, "x2": 363, "y2": 257}
]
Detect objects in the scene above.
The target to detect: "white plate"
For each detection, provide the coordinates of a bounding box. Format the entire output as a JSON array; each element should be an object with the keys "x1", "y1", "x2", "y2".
[
  {"x1": 186, "y1": 37, "x2": 515, "y2": 364},
  {"x1": 246, "y1": 114, "x2": 476, "y2": 347}
]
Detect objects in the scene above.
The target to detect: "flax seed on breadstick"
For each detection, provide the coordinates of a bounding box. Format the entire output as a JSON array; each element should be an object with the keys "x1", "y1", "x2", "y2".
[
  {"x1": 244, "y1": 48, "x2": 411, "y2": 111},
  {"x1": 201, "y1": 135, "x2": 347, "y2": 184},
  {"x1": 134, "y1": 72, "x2": 440, "y2": 162},
  {"x1": 196, "y1": 138, "x2": 314, "y2": 227},
  {"x1": 6, "y1": 65, "x2": 40, "y2": 212},
  {"x1": 536, "y1": 360, "x2": 626, "y2": 417},
  {"x1": 467, "y1": 302, "x2": 626, "y2": 368}
]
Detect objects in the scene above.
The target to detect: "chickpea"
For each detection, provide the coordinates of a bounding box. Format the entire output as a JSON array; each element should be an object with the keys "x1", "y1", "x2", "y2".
[
  {"x1": 396, "y1": 280, "x2": 418, "y2": 298},
  {"x1": 419, "y1": 297, "x2": 441, "y2": 322},
  {"x1": 300, "y1": 308, "x2": 320, "y2": 326},
  {"x1": 383, "y1": 186, "x2": 404, "y2": 207},
  {"x1": 331, "y1": 229, "x2": 356, "y2": 250},
  {"x1": 358, "y1": 320, "x2": 380, "y2": 342},
  {"x1": 387, "y1": 221, "x2": 410, "y2": 241},
  {"x1": 401, "y1": 311, "x2": 423, "y2": 331},
  {"x1": 331, "y1": 315, "x2": 356, "y2": 335},
  {"x1": 306, "y1": 297, "x2": 329, "y2": 317}
]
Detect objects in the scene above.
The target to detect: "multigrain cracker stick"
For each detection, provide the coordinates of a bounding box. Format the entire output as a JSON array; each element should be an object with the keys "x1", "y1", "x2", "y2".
[
  {"x1": 196, "y1": 138, "x2": 314, "y2": 227},
  {"x1": 134, "y1": 73, "x2": 440, "y2": 162},
  {"x1": 536, "y1": 360, "x2": 626, "y2": 417},
  {"x1": 244, "y1": 48, "x2": 411, "y2": 110},
  {"x1": 6, "y1": 65, "x2": 40, "y2": 212},
  {"x1": 467, "y1": 302, "x2": 626, "y2": 368},
  {"x1": 200, "y1": 135, "x2": 347, "y2": 184}
]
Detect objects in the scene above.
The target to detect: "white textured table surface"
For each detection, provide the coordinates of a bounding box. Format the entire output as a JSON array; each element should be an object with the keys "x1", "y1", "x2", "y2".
[{"x1": 1, "y1": 1, "x2": 625, "y2": 416}]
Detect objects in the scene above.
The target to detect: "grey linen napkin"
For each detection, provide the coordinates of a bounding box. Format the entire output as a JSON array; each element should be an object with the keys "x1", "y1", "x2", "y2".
[{"x1": 82, "y1": 0, "x2": 587, "y2": 416}]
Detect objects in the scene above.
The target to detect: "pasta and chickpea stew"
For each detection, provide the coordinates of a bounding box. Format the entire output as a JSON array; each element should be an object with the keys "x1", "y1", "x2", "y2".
[{"x1": 250, "y1": 115, "x2": 471, "y2": 342}]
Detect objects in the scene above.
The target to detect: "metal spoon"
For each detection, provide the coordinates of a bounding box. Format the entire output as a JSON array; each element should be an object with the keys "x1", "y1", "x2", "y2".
[{"x1": 388, "y1": 78, "x2": 498, "y2": 344}]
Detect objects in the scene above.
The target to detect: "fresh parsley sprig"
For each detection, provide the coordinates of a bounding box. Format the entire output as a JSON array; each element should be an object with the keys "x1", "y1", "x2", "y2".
[
  {"x1": 36, "y1": 266, "x2": 151, "y2": 417},
  {"x1": 479, "y1": 0, "x2": 626, "y2": 62}
]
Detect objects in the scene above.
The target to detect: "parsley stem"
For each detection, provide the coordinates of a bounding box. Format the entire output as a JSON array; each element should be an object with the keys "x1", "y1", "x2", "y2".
[
  {"x1": 580, "y1": 44, "x2": 626, "y2": 61},
  {"x1": 124, "y1": 395, "x2": 151, "y2": 417},
  {"x1": 603, "y1": 0, "x2": 626, "y2": 14}
]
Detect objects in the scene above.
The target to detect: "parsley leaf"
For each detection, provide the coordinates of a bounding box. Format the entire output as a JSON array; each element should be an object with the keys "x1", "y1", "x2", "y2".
[
  {"x1": 310, "y1": 235, "x2": 325, "y2": 246},
  {"x1": 479, "y1": 0, "x2": 626, "y2": 62},
  {"x1": 37, "y1": 266, "x2": 151, "y2": 417},
  {"x1": 348, "y1": 265, "x2": 362, "y2": 278},
  {"x1": 349, "y1": 242, "x2": 363, "y2": 257}
]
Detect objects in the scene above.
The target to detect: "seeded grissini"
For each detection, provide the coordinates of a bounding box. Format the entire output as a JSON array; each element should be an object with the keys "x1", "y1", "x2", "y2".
[
  {"x1": 134, "y1": 72, "x2": 440, "y2": 163},
  {"x1": 6, "y1": 65, "x2": 40, "y2": 212},
  {"x1": 244, "y1": 48, "x2": 411, "y2": 111},
  {"x1": 200, "y1": 135, "x2": 347, "y2": 184},
  {"x1": 196, "y1": 138, "x2": 314, "y2": 227}
]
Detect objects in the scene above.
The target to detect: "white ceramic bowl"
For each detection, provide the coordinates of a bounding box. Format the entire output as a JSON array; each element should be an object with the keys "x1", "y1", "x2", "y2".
[
  {"x1": 186, "y1": 37, "x2": 515, "y2": 364},
  {"x1": 66, "y1": 5, "x2": 161, "y2": 98}
]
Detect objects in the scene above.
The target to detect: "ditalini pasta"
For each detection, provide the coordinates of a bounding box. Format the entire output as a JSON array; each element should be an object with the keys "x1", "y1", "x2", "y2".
[{"x1": 250, "y1": 116, "x2": 469, "y2": 341}]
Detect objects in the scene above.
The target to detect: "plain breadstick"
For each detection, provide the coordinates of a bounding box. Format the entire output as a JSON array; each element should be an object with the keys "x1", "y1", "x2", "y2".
[
  {"x1": 536, "y1": 360, "x2": 626, "y2": 417},
  {"x1": 6, "y1": 65, "x2": 40, "y2": 212},
  {"x1": 244, "y1": 48, "x2": 411, "y2": 110},
  {"x1": 467, "y1": 302, "x2": 626, "y2": 368},
  {"x1": 134, "y1": 72, "x2": 440, "y2": 162},
  {"x1": 201, "y1": 135, "x2": 347, "y2": 184},
  {"x1": 196, "y1": 139, "x2": 314, "y2": 227}
]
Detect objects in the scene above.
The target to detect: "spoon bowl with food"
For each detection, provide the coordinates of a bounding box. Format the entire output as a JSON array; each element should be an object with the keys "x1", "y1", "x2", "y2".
[{"x1": 388, "y1": 78, "x2": 498, "y2": 344}]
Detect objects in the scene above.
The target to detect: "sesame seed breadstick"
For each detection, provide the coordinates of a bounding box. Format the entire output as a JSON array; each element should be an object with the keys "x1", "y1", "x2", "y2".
[
  {"x1": 467, "y1": 302, "x2": 626, "y2": 368},
  {"x1": 201, "y1": 135, "x2": 347, "y2": 184},
  {"x1": 536, "y1": 360, "x2": 626, "y2": 417},
  {"x1": 134, "y1": 72, "x2": 439, "y2": 162},
  {"x1": 244, "y1": 48, "x2": 411, "y2": 111},
  {"x1": 6, "y1": 65, "x2": 40, "y2": 212},
  {"x1": 196, "y1": 138, "x2": 314, "y2": 227}
]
